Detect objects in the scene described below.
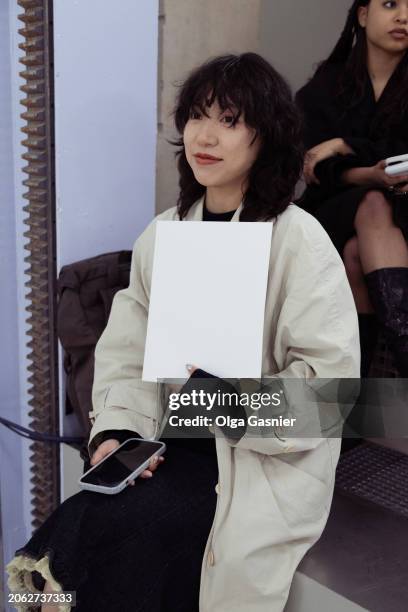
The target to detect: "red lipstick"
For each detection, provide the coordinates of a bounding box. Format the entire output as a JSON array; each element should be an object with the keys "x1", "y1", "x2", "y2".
[{"x1": 194, "y1": 153, "x2": 223, "y2": 165}]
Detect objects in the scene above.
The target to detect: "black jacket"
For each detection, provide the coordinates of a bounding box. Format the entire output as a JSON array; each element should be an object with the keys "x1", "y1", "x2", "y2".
[{"x1": 296, "y1": 62, "x2": 408, "y2": 202}]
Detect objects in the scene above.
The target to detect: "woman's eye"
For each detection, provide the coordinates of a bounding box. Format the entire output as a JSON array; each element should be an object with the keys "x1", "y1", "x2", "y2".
[
  {"x1": 384, "y1": 1, "x2": 396, "y2": 8},
  {"x1": 221, "y1": 115, "x2": 236, "y2": 126},
  {"x1": 190, "y1": 110, "x2": 202, "y2": 120}
]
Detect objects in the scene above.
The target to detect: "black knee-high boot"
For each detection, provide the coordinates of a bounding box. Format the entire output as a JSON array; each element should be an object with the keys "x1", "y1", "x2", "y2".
[
  {"x1": 358, "y1": 313, "x2": 379, "y2": 377},
  {"x1": 365, "y1": 268, "x2": 408, "y2": 377}
]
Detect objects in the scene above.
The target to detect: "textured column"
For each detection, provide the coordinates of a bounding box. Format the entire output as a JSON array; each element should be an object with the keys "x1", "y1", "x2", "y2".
[{"x1": 17, "y1": 0, "x2": 59, "y2": 528}]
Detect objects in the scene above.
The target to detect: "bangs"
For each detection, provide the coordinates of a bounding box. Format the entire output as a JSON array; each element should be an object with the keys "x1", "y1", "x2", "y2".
[
  {"x1": 175, "y1": 55, "x2": 258, "y2": 131},
  {"x1": 188, "y1": 76, "x2": 245, "y2": 126},
  {"x1": 174, "y1": 53, "x2": 304, "y2": 222}
]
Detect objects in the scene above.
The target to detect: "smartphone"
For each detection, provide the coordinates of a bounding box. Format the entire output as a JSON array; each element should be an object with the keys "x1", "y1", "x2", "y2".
[
  {"x1": 79, "y1": 438, "x2": 166, "y2": 494},
  {"x1": 385, "y1": 154, "x2": 408, "y2": 177}
]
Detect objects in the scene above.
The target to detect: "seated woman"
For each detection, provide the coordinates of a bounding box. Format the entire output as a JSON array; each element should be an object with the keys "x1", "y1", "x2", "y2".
[
  {"x1": 296, "y1": 0, "x2": 408, "y2": 377},
  {"x1": 7, "y1": 53, "x2": 359, "y2": 612}
]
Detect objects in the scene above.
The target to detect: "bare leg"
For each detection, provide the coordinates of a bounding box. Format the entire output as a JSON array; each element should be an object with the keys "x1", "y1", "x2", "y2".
[
  {"x1": 343, "y1": 236, "x2": 373, "y2": 313},
  {"x1": 352, "y1": 191, "x2": 408, "y2": 376},
  {"x1": 343, "y1": 237, "x2": 379, "y2": 376},
  {"x1": 354, "y1": 191, "x2": 408, "y2": 273}
]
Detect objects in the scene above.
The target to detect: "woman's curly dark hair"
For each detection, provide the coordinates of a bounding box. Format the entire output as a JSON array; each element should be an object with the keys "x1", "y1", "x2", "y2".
[
  {"x1": 316, "y1": 0, "x2": 408, "y2": 133},
  {"x1": 173, "y1": 53, "x2": 304, "y2": 221}
]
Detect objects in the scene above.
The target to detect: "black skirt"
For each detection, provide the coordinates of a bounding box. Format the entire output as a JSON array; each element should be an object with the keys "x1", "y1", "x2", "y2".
[
  {"x1": 297, "y1": 185, "x2": 408, "y2": 255},
  {"x1": 10, "y1": 441, "x2": 218, "y2": 612}
]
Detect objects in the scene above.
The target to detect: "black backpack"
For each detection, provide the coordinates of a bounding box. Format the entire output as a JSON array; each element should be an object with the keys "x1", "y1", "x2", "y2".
[{"x1": 57, "y1": 251, "x2": 132, "y2": 437}]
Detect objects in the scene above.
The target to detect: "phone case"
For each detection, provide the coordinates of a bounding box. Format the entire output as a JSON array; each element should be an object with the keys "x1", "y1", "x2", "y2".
[
  {"x1": 385, "y1": 160, "x2": 408, "y2": 177},
  {"x1": 385, "y1": 154, "x2": 408, "y2": 165},
  {"x1": 78, "y1": 438, "x2": 166, "y2": 494}
]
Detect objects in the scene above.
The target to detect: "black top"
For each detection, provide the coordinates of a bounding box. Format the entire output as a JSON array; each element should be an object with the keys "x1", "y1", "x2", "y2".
[
  {"x1": 295, "y1": 62, "x2": 408, "y2": 206},
  {"x1": 202, "y1": 203, "x2": 237, "y2": 222},
  {"x1": 97, "y1": 203, "x2": 240, "y2": 456}
]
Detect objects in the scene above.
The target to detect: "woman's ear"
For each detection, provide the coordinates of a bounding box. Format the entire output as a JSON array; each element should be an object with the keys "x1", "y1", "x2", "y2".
[{"x1": 357, "y1": 6, "x2": 368, "y2": 28}]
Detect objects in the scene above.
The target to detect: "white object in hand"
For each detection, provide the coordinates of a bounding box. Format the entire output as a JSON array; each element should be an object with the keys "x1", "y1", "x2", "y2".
[{"x1": 385, "y1": 154, "x2": 408, "y2": 177}]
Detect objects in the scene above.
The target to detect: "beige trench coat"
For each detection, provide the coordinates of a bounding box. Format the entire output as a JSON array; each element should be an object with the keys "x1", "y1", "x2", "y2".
[{"x1": 88, "y1": 198, "x2": 360, "y2": 612}]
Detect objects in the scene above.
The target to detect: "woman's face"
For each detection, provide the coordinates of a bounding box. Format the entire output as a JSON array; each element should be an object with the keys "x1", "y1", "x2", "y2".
[
  {"x1": 183, "y1": 100, "x2": 261, "y2": 192},
  {"x1": 359, "y1": 0, "x2": 408, "y2": 55}
]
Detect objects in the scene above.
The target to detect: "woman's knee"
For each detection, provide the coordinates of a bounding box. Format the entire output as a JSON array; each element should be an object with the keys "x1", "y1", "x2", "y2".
[
  {"x1": 343, "y1": 237, "x2": 363, "y2": 283},
  {"x1": 354, "y1": 191, "x2": 393, "y2": 231}
]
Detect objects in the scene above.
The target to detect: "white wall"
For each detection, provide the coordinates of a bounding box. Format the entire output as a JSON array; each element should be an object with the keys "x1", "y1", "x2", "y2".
[
  {"x1": 52, "y1": 0, "x2": 159, "y2": 497},
  {"x1": 54, "y1": 0, "x2": 158, "y2": 265}
]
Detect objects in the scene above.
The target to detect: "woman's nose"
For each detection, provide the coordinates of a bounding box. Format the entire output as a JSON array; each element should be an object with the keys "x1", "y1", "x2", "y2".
[
  {"x1": 396, "y1": 8, "x2": 408, "y2": 23},
  {"x1": 196, "y1": 119, "x2": 218, "y2": 146}
]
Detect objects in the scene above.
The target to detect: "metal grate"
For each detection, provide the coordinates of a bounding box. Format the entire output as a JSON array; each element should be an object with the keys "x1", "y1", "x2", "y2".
[
  {"x1": 336, "y1": 442, "x2": 408, "y2": 518},
  {"x1": 18, "y1": 0, "x2": 60, "y2": 529}
]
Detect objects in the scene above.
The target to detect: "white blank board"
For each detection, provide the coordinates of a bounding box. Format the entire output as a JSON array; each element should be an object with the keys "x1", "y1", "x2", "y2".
[{"x1": 142, "y1": 221, "x2": 273, "y2": 381}]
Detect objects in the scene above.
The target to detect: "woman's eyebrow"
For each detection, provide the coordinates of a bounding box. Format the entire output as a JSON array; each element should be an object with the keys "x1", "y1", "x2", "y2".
[{"x1": 222, "y1": 105, "x2": 239, "y2": 113}]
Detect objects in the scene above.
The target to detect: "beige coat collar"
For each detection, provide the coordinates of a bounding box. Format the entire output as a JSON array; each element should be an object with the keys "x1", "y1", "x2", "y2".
[{"x1": 185, "y1": 195, "x2": 243, "y2": 222}]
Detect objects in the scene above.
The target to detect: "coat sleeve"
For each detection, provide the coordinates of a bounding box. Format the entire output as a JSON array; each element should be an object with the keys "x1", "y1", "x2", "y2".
[
  {"x1": 223, "y1": 214, "x2": 361, "y2": 455},
  {"x1": 313, "y1": 130, "x2": 408, "y2": 192},
  {"x1": 295, "y1": 80, "x2": 338, "y2": 150},
  {"x1": 342, "y1": 135, "x2": 408, "y2": 166},
  {"x1": 297, "y1": 70, "x2": 408, "y2": 186},
  {"x1": 88, "y1": 220, "x2": 159, "y2": 457},
  {"x1": 296, "y1": 76, "x2": 361, "y2": 189}
]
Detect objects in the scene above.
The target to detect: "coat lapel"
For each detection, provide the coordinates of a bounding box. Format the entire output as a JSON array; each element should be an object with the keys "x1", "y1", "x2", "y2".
[
  {"x1": 185, "y1": 196, "x2": 204, "y2": 221},
  {"x1": 231, "y1": 204, "x2": 243, "y2": 222}
]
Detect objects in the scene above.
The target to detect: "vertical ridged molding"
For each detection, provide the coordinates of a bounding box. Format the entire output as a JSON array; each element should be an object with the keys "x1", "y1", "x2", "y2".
[{"x1": 17, "y1": 0, "x2": 60, "y2": 529}]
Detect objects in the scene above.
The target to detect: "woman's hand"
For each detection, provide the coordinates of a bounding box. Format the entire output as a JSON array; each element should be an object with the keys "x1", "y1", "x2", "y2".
[
  {"x1": 186, "y1": 364, "x2": 198, "y2": 375},
  {"x1": 304, "y1": 138, "x2": 354, "y2": 185},
  {"x1": 342, "y1": 161, "x2": 408, "y2": 189},
  {"x1": 90, "y1": 438, "x2": 164, "y2": 484},
  {"x1": 395, "y1": 182, "x2": 408, "y2": 195}
]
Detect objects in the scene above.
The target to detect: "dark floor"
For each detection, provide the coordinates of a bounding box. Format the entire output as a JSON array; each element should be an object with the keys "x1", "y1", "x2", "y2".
[{"x1": 298, "y1": 442, "x2": 408, "y2": 612}]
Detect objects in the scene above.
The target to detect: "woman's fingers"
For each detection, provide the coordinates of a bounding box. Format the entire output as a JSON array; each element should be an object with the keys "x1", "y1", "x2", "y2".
[
  {"x1": 304, "y1": 155, "x2": 320, "y2": 185},
  {"x1": 133, "y1": 456, "x2": 165, "y2": 482},
  {"x1": 389, "y1": 173, "x2": 408, "y2": 185},
  {"x1": 309, "y1": 173, "x2": 320, "y2": 185},
  {"x1": 149, "y1": 455, "x2": 165, "y2": 471},
  {"x1": 90, "y1": 439, "x2": 120, "y2": 466},
  {"x1": 139, "y1": 471, "x2": 153, "y2": 480},
  {"x1": 304, "y1": 166, "x2": 319, "y2": 185},
  {"x1": 383, "y1": 173, "x2": 408, "y2": 187},
  {"x1": 186, "y1": 363, "x2": 198, "y2": 375},
  {"x1": 396, "y1": 182, "x2": 408, "y2": 193},
  {"x1": 377, "y1": 161, "x2": 408, "y2": 188}
]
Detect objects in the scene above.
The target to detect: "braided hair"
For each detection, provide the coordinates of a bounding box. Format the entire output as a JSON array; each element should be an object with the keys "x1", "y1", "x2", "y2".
[{"x1": 316, "y1": 0, "x2": 408, "y2": 132}]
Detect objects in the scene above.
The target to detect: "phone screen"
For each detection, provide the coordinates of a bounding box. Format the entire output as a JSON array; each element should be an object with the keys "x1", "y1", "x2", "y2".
[{"x1": 81, "y1": 439, "x2": 163, "y2": 487}]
